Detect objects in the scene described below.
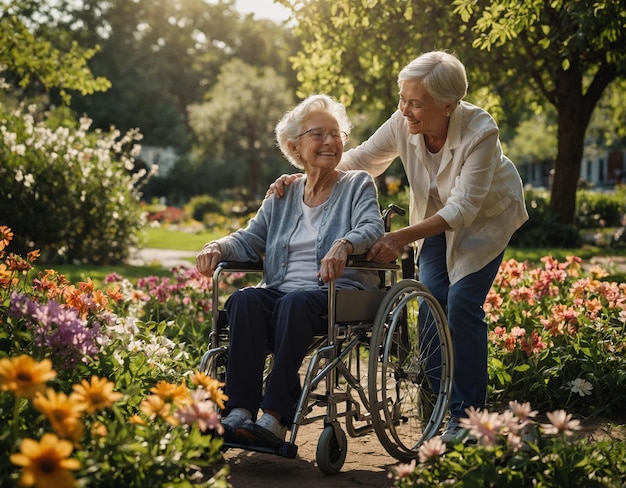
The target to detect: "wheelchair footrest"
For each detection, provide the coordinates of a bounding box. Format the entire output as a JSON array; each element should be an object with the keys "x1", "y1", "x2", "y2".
[{"x1": 222, "y1": 440, "x2": 298, "y2": 459}]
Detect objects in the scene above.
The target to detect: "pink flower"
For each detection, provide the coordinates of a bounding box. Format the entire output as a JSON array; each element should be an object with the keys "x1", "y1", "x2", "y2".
[
  {"x1": 388, "y1": 459, "x2": 416, "y2": 479},
  {"x1": 520, "y1": 330, "x2": 547, "y2": 357},
  {"x1": 175, "y1": 389, "x2": 223, "y2": 434},
  {"x1": 540, "y1": 410, "x2": 581, "y2": 436},
  {"x1": 508, "y1": 401, "x2": 538, "y2": 422},
  {"x1": 418, "y1": 437, "x2": 446, "y2": 464},
  {"x1": 461, "y1": 407, "x2": 502, "y2": 446}
]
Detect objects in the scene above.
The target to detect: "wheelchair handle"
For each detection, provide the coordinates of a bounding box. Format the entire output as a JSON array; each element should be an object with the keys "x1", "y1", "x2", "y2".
[{"x1": 382, "y1": 204, "x2": 406, "y2": 232}]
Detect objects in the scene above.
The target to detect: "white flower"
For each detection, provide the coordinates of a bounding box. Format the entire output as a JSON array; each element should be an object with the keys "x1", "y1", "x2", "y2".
[{"x1": 569, "y1": 378, "x2": 593, "y2": 397}]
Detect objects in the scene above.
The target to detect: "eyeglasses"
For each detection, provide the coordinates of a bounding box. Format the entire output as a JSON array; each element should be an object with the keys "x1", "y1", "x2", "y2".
[{"x1": 297, "y1": 128, "x2": 348, "y2": 142}]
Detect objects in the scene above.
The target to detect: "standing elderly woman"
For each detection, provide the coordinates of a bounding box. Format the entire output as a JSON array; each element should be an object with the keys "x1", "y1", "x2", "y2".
[
  {"x1": 272, "y1": 51, "x2": 529, "y2": 442},
  {"x1": 196, "y1": 94, "x2": 384, "y2": 447}
]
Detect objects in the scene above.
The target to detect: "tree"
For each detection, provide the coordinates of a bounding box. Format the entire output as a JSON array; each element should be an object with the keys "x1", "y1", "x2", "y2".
[
  {"x1": 278, "y1": 0, "x2": 475, "y2": 113},
  {"x1": 0, "y1": 4, "x2": 110, "y2": 102},
  {"x1": 279, "y1": 0, "x2": 625, "y2": 225},
  {"x1": 188, "y1": 59, "x2": 294, "y2": 199},
  {"x1": 452, "y1": 0, "x2": 625, "y2": 224},
  {"x1": 41, "y1": 0, "x2": 300, "y2": 151}
]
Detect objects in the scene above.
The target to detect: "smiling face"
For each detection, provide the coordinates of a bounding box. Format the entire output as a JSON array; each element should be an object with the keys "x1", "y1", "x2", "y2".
[
  {"x1": 289, "y1": 112, "x2": 344, "y2": 172},
  {"x1": 398, "y1": 79, "x2": 451, "y2": 138}
]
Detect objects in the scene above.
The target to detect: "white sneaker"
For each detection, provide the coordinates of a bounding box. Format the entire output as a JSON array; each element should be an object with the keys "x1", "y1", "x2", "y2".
[
  {"x1": 239, "y1": 413, "x2": 287, "y2": 447},
  {"x1": 440, "y1": 417, "x2": 465, "y2": 443},
  {"x1": 440, "y1": 417, "x2": 478, "y2": 444},
  {"x1": 221, "y1": 408, "x2": 251, "y2": 432}
]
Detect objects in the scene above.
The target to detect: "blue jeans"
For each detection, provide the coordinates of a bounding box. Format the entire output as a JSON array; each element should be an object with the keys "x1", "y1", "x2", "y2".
[
  {"x1": 224, "y1": 288, "x2": 327, "y2": 425},
  {"x1": 418, "y1": 233, "x2": 504, "y2": 419}
]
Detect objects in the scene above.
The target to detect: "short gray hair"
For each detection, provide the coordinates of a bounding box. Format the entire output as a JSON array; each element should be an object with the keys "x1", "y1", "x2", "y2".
[
  {"x1": 276, "y1": 94, "x2": 352, "y2": 170},
  {"x1": 398, "y1": 51, "x2": 468, "y2": 108}
]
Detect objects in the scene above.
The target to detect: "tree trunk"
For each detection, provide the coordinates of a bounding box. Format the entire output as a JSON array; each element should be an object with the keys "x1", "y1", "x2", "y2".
[
  {"x1": 551, "y1": 97, "x2": 587, "y2": 225},
  {"x1": 550, "y1": 59, "x2": 619, "y2": 225}
]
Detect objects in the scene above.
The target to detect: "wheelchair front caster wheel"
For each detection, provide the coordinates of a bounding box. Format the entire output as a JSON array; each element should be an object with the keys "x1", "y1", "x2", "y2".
[{"x1": 316, "y1": 424, "x2": 347, "y2": 475}]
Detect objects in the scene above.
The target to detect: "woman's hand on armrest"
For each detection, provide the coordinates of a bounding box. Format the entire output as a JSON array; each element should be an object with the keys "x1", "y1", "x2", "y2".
[
  {"x1": 196, "y1": 242, "x2": 222, "y2": 276},
  {"x1": 319, "y1": 239, "x2": 352, "y2": 283}
]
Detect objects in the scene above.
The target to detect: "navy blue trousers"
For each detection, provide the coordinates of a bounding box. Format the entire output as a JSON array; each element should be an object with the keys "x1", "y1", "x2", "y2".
[
  {"x1": 224, "y1": 288, "x2": 327, "y2": 425},
  {"x1": 418, "y1": 233, "x2": 504, "y2": 419}
]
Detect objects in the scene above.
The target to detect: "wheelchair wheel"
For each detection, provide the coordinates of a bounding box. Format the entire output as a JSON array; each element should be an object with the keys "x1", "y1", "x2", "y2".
[
  {"x1": 368, "y1": 279, "x2": 453, "y2": 461},
  {"x1": 316, "y1": 424, "x2": 348, "y2": 475}
]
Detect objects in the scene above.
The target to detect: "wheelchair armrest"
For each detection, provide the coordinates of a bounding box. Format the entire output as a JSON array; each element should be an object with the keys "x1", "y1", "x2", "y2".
[
  {"x1": 216, "y1": 261, "x2": 263, "y2": 272},
  {"x1": 346, "y1": 255, "x2": 400, "y2": 271}
]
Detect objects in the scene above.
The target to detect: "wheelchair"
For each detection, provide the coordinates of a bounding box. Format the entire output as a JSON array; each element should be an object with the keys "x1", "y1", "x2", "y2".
[{"x1": 199, "y1": 205, "x2": 454, "y2": 474}]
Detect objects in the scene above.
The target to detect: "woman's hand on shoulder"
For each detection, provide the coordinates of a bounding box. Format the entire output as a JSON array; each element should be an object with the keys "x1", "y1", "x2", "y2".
[{"x1": 266, "y1": 173, "x2": 304, "y2": 199}]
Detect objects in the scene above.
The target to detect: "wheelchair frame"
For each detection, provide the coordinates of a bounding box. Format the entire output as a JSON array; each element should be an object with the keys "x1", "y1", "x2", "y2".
[{"x1": 199, "y1": 205, "x2": 454, "y2": 474}]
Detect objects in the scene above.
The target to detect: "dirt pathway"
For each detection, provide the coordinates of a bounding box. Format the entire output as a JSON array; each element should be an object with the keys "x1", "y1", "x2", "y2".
[{"x1": 222, "y1": 420, "x2": 398, "y2": 488}]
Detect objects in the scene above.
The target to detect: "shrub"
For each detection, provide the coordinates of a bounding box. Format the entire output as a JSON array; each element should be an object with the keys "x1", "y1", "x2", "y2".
[
  {"x1": 185, "y1": 195, "x2": 222, "y2": 223},
  {"x1": 0, "y1": 103, "x2": 155, "y2": 264},
  {"x1": 576, "y1": 188, "x2": 626, "y2": 229},
  {"x1": 511, "y1": 190, "x2": 581, "y2": 248}
]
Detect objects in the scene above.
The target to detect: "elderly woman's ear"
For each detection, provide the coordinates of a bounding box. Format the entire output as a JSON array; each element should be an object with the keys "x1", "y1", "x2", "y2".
[{"x1": 288, "y1": 142, "x2": 299, "y2": 159}]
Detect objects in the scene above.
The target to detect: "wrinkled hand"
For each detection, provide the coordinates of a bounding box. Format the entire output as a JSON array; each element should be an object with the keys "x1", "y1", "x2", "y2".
[
  {"x1": 366, "y1": 233, "x2": 404, "y2": 264},
  {"x1": 319, "y1": 241, "x2": 350, "y2": 283},
  {"x1": 266, "y1": 173, "x2": 303, "y2": 198},
  {"x1": 196, "y1": 242, "x2": 222, "y2": 277}
]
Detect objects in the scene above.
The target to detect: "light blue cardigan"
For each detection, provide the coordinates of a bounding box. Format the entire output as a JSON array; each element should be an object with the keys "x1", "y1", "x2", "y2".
[{"x1": 214, "y1": 170, "x2": 384, "y2": 290}]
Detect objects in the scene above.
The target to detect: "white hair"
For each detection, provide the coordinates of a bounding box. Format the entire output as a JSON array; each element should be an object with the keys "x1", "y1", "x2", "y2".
[
  {"x1": 398, "y1": 51, "x2": 468, "y2": 108},
  {"x1": 275, "y1": 94, "x2": 352, "y2": 169}
]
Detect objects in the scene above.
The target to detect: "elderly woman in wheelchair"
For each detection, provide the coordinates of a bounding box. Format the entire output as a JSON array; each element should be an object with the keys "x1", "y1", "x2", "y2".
[{"x1": 196, "y1": 94, "x2": 384, "y2": 448}]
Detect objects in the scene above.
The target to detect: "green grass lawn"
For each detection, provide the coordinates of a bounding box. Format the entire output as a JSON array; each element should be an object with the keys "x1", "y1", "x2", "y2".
[{"x1": 142, "y1": 226, "x2": 225, "y2": 251}]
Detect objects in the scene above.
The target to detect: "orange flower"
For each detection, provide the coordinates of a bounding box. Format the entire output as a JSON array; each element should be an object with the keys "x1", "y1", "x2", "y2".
[
  {"x1": 10, "y1": 433, "x2": 81, "y2": 488},
  {"x1": 190, "y1": 371, "x2": 228, "y2": 409},
  {"x1": 6, "y1": 253, "x2": 31, "y2": 272},
  {"x1": 32, "y1": 269, "x2": 67, "y2": 300},
  {"x1": 0, "y1": 355, "x2": 57, "y2": 399},
  {"x1": 33, "y1": 389, "x2": 85, "y2": 443},
  {"x1": 0, "y1": 225, "x2": 13, "y2": 250},
  {"x1": 71, "y1": 376, "x2": 123, "y2": 414},
  {"x1": 27, "y1": 249, "x2": 41, "y2": 263},
  {"x1": 129, "y1": 414, "x2": 147, "y2": 426},
  {"x1": 106, "y1": 285, "x2": 124, "y2": 302},
  {"x1": 150, "y1": 380, "x2": 189, "y2": 405},
  {"x1": 90, "y1": 421, "x2": 108, "y2": 437},
  {"x1": 139, "y1": 394, "x2": 179, "y2": 425}
]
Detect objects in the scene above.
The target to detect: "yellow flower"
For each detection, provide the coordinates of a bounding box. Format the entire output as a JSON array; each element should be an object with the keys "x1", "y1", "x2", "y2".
[
  {"x1": 139, "y1": 394, "x2": 179, "y2": 426},
  {"x1": 150, "y1": 380, "x2": 189, "y2": 406},
  {"x1": 190, "y1": 371, "x2": 227, "y2": 409},
  {"x1": 0, "y1": 355, "x2": 57, "y2": 399},
  {"x1": 0, "y1": 225, "x2": 13, "y2": 250},
  {"x1": 33, "y1": 389, "x2": 85, "y2": 443},
  {"x1": 72, "y1": 376, "x2": 123, "y2": 413},
  {"x1": 10, "y1": 433, "x2": 81, "y2": 488},
  {"x1": 90, "y1": 421, "x2": 108, "y2": 437},
  {"x1": 128, "y1": 414, "x2": 147, "y2": 425}
]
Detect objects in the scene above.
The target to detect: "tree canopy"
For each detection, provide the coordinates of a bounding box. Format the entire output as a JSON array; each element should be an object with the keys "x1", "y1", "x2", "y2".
[
  {"x1": 280, "y1": 0, "x2": 626, "y2": 224},
  {"x1": 188, "y1": 59, "x2": 294, "y2": 200}
]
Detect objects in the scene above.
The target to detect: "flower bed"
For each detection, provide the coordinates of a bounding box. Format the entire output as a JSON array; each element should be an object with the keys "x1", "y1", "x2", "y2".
[
  {"x1": 0, "y1": 225, "x2": 230, "y2": 487},
  {"x1": 1, "y1": 224, "x2": 625, "y2": 486}
]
